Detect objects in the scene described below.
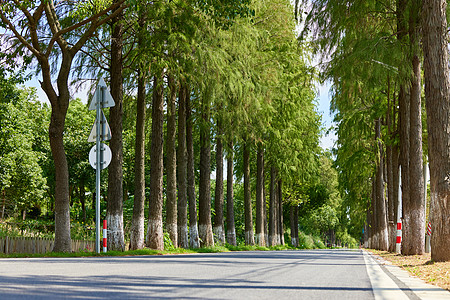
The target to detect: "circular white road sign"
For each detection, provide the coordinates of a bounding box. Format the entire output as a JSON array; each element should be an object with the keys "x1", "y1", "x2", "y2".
[{"x1": 89, "y1": 143, "x2": 112, "y2": 170}]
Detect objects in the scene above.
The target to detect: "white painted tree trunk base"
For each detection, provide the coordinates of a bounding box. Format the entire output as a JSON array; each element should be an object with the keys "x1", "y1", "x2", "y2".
[
  {"x1": 106, "y1": 213, "x2": 125, "y2": 252},
  {"x1": 146, "y1": 219, "x2": 164, "y2": 250},
  {"x1": 213, "y1": 226, "x2": 225, "y2": 245},
  {"x1": 189, "y1": 225, "x2": 200, "y2": 249},
  {"x1": 178, "y1": 225, "x2": 189, "y2": 249}
]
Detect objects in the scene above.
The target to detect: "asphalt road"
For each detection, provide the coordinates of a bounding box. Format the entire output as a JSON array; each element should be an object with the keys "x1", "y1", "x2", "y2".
[{"x1": 0, "y1": 249, "x2": 444, "y2": 299}]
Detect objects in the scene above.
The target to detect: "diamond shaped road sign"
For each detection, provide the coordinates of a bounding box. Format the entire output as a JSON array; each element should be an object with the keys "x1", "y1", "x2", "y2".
[
  {"x1": 88, "y1": 110, "x2": 112, "y2": 142},
  {"x1": 88, "y1": 77, "x2": 115, "y2": 111}
]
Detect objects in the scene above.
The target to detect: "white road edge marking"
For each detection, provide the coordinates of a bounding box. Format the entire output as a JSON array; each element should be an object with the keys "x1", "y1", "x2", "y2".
[
  {"x1": 363, "y1": 250, "x2": 410, "y2": 300},
  {"x1": 368, "y1": 251, "x2": 450, "y2": 300}
]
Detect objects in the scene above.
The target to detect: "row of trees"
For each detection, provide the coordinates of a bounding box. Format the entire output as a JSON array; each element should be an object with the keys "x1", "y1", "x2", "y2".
[
  {"x1": 1, "y1": 0, "x2": 348, "y2": 252},
  {"x1": 301, "y1": 0, "x2": 449, "y2": 261}
]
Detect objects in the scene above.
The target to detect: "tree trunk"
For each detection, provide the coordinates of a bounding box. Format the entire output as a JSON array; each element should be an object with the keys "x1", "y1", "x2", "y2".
[
  {"x1": 177, "y1": 81, "x2": 189, "y2": 249},
  {"x1": 278, "y1": 179, "x2": 284, "y2": 245},
  {"x1": 213, "y1": 121, "x2": 225, "y2": 245},
  {"x1": 268, "y1": 166, "x2": 277, "y2": 246},
  {"x1": 398, "y1": 84, "x2": 410, "y2": 253},
  {"x1": 43, "y1": 54, "x2": 71, "y2": 252},
  {"x1": 146, "y1": 73, "x2": 164, "y2": 250},
  {"x1": 243, "y1": 140, "x2": 254, "y2": 245},
  {"x1": 370, "y1": 180, "x2": 376, "y2": 249},
  {"x1": 386, "y1": 79, "x2": 396, "y2": 252},
  {"x1": 166, "y1": 74, "x2": 178, "y2": 248},
  {"x1": 186, "y1": 87, "x2": 199, "y2": 249},
  {"x1": 107, "y1": 5, "x2": 125, "y2": 251},
  {"x1": 375, "y1": 118, "x2": 389, "y2": 251},
  {"x1": 198, "y1": 95, "x2": 214, "y2": 247},
  {"x1": 290, "y1": 204, "x2": 299, "y2": 247},
  {"x1": 130, "y1": 68, "x2": 146, "y2": 250},
  {"x1": 422, "y1": 0, "x2": 450, "y2": 262},
  {"x1": 226, "y1": 141, "x2": 236, "y2": 246},
  {"x1": 403, "y1": 51, "x2": 425, "y2": 255},
  {"x1": 263, "y1": 182, "x2": 268, "y2": 244},
  {"x1": 255, "y1": 144, "x2": 266, "y2": 246}
]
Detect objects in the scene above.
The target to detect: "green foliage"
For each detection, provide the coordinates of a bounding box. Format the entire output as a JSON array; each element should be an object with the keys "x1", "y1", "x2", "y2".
[
  {"x1": 164, "y1": 232, "x2": 176, "y2": 251},
  {"x1": 0, "y1": 218, "x2": 54, "y2": 238},
  {"x1": 0, "y1": 74, "x2": 48, "y2": 216}
]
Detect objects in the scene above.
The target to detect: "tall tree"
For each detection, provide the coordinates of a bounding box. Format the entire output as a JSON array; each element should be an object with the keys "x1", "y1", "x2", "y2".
[
  {"x1": 186, "y1": 87, "x2": 200, "y2": 248},
  {"x1": 146, "y1": 72, "x2": 165, "y2": 250},
  {"x1": 130, "y1": 67, "x2": 146, "y2": 250},
  {"x1": 375, "y1": 118, "x2": 389, "y2": 250},
  {"x1": 422, "y1": 0, "x2": 450, "y2": 262},
  {"x1": 402, "y1": 0, "x2": 425, "y2": 255},
  {"x1": 198, "y1": 91, "x2": 214, "y2": 247},
  {"x1": 166, "y1": 74, "x2": 178, "y2": 248},
  {"x1": 0, "y1": 0, "x2": 126, "y2": 252},
  {"x1": 107, "y1": 0, "x2": 126, "y2": 251},
  {"x1": 255, "y1": 144, "x2": 266, "y2": 246},
  {"x1": 177, "y1": 81, "x2": 189, "y2": 249},
  {"x1": 226, "y1": 141, "x2": 237, "y2": 246},
  {"x1": 243, "y1": 140, "x2": 255, "y2": 245},
  {"x1": 213, "y1": 120, "x2": 225, "y2": 244},
  {"x1": 129, "y1": 7, "x2": 147, "y2": 250},
  {"x1": 268, "y1": 166, "x2": 278, "y2": 246}
]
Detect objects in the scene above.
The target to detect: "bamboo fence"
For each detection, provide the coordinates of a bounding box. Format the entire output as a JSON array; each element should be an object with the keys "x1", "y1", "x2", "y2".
[{"x1": 0, "y1": 237, "x2": 95, "y2": 254}]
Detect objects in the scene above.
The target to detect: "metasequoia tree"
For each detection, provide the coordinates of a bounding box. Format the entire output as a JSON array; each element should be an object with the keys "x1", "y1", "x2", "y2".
[
  {"x1": 0, "y1": 0, "x2": 126, "y2": 252},
  {"x1": 303, "y1": 0, "x2": 429, "y2": 253},
  {"x1": 421, "y1": 0, "x2": 450, "y2": 262},
  {"x1": 107, "y1": 0, "x2": 126, "y2": 252},
  {"x1": 166, "y1": 73, "x2": 178, "y2": 248}
]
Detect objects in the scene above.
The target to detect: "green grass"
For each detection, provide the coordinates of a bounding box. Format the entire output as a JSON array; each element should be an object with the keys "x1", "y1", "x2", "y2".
[{"x1": 0, "y1": 242, "x2": 326, "y2": 259}]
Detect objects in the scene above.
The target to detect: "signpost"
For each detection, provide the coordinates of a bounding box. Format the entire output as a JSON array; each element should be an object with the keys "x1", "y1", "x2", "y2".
[{"x1": 88, "y1": 78, "x2": 115, "y2": 253}]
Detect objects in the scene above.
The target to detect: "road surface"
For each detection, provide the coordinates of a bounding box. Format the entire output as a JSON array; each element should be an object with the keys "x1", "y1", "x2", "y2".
[{"x1": 0, "y1": 249, "x2": 447, "y2": 299}]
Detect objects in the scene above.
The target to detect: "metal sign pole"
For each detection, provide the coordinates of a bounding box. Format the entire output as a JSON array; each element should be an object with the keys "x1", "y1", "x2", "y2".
[
  {"x1": 88, "y1": 78, "x2": 114, "y2": 254},
  {"x1": 95, "y1": 87, "x2": 102, "y2": 254}
]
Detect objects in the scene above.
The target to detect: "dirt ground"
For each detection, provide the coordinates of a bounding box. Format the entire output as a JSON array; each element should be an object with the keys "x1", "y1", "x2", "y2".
[{"x1": 367, "y1": 249, "x2": 450, "y2": 291}]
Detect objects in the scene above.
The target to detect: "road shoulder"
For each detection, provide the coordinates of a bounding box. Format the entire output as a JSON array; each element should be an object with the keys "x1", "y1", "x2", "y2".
[{"x1": 364, "y1": 250, "x2": 450, "y2": 300}]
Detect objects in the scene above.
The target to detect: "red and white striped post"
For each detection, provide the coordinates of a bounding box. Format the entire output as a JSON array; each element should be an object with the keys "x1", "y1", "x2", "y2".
[
  {"x1": 396, "y1": 165, "x2": 402, "y2": 254},
  {"x1": 425, "y1": 222, "x2": 431, "y2": 253},
  {"x1": 396, "y1": 221, "x2": 402, "y2": 253},
  {"x1": 103, "y1": 220, "x2": 107, "y2": 253}
]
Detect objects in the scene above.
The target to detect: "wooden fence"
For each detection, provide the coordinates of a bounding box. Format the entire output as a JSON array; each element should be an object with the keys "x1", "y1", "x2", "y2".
[{"x1": 0, "y1": 237, "x2": 95, "y2": 254}]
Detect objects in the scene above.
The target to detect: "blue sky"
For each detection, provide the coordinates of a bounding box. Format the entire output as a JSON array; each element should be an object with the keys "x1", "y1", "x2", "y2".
[{"x1": 317, "y1": 82, "x2": 336, "y2": 151}]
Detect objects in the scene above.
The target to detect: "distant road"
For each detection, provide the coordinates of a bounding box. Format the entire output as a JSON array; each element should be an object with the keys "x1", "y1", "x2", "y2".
[{"x1": 0, "y1": 249, "x2": 427, "y2": 299}]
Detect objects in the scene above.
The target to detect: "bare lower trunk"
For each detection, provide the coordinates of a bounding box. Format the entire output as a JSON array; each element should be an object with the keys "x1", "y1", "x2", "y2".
[
  {"x1": 399, "y1": 84, "x2": 410, "y2": 254},
  {"x1": 213, "y1": 121, "x2": 225, "y2": 245},
  {"x1": 255, "y1": 144, "x2": 266, "y2": 247},
  {"x1": 422, "y1": 0, "x2": 450, "y2": 261},
  {"x1": 403, "y1": 48, "x2": 425, "y2": 255},
  {"x1": 278, "y1": 179, "x2": 284, "y2": 245},
  {"x1": 177, "y1": 81, "x2": 188, "y2": 249},
  {"x1": 130, "y1": 68, "x2": 146, "y2": 250},
  {"x1": 290, "y1": 204, "x2": 299, "y2": 247},
  {"x1": 243, "y1": 141, "x2": 254, "y2": 246},
  {"x1": 146, "y1": 73, "x2": 164, "y2": 250},
  {"x1": 268, "y1": 166, "x2": 277, "y2": 246},
  {"x1": 166, "y1": 74, "x2": 178, "y2": 248},
  {"x1": 226, "y1": 142, "x2": 236, "y2": 246},
  {"x1": 386, "y1": 81, "x2": 396, "y2": 252},
  {"x1": 198, "y1": 95, "x2": 214, "y2": 247},
  {"x1": 49, "y1": 102, "x2": 71, "y2": 253},
  {"x1": 375, "y1": 119, "x2": 389, "y2": 251},
  {"x1": 186, "y1": 89, "x2": 199, "y2": 249},
  {"x1": 277, "y1": 179, "x2": 284, "y2": 245}
]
